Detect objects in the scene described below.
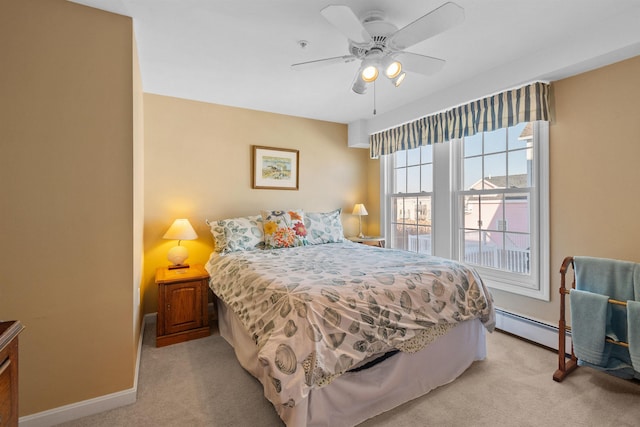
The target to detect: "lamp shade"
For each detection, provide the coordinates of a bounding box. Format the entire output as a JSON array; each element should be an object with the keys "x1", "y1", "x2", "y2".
[
  {"x1": 163, "y1": 218, "x2": 197, "y2": 241},
  {"x1": 352, "y1": 204, "x2": 368, "y2": 216}
]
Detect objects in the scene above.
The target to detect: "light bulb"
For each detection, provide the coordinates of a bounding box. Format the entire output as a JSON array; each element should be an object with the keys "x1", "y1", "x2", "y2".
[
  {"x1": 385, "y1": 61, "x2": 402, "y2": 78},
  {"x1": 361, "y1": 65, "x2": 378, "y2": 82}
]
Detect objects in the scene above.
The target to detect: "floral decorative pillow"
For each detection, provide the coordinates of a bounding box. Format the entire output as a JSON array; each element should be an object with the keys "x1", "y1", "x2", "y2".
[
  {"x1": 261, "y1": 210, "x2": 308, "y2": 249},
  {"x1": 304, "y1": 208, "x2": 345, "y2": 245},
  {"x1": 207, "y1": 215, "x2": 264, "y2": 253}
]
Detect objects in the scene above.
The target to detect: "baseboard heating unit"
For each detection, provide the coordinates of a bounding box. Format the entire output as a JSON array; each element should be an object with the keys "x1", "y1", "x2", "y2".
[{"x1": 494, "y1": 308, "x2": 571, "y2": 353}]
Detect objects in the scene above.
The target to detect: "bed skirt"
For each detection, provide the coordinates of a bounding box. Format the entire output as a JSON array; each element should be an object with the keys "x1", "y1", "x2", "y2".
[{"x1": 217, "y1": 299, "x2": 487, "y2": 427}]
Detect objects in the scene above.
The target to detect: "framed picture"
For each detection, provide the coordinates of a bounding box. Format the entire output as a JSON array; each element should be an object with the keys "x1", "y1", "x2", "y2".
[{"x1": 252, "y1": 145, "x2": 299, "y2": 190}]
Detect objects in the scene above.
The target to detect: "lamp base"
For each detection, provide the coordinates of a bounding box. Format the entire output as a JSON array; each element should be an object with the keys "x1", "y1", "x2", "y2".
[
  {"x1": 168, "y1": 263, "x2": 190, "y2": 270},
  {"x1": 357, "y1": 216, "x2": 365, "y2": 239},
  {"x1": 167, "y1": 245, "x2": 189, "y2": 267}
]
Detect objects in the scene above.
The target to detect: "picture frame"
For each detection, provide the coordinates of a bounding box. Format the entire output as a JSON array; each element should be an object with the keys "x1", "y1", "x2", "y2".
[{"x1": 251, "y1": 145, "x2": 299, "y2": 190}]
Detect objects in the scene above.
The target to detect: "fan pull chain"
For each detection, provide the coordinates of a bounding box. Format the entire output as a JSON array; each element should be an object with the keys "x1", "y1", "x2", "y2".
[{"x1": 373, "y1": 81, "x2": 377, "y2": 116}]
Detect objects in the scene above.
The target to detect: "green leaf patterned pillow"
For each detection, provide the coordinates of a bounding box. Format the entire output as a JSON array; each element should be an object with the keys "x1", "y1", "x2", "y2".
[
  {"x1": 261, "y1": 209, "x2": 308, "y2": 249},
  {"x1": 207, "y1": 215, "x2": 264, "y2": 253},
  {"x1": 304, "y1": 208, "x2": 344, "y2": 245}
]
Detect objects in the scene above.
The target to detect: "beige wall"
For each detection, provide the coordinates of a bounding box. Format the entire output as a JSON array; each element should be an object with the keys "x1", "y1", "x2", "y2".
[
  {"x1": 142, "y1": 94, "x2": 372, "y2": 313},
  {"x1": 485, "y1": 56, "x2": 640, "y2": 323},
  {"x1": 0, "y1": 0, "x2": 140, "y2": 416},
  {"x1": 133, "y1": 28, "x2": 145, "y2": 356}
]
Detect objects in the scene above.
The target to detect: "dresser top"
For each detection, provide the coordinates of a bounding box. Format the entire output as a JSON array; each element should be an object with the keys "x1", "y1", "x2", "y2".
[{"x1": 0, "y1": 320, "x2": 24, "y2": 350}]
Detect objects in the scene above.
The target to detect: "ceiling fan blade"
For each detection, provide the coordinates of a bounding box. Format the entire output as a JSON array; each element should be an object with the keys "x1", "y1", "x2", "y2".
[
  {"x1": 389, "y1": 2, "x2": 464, "y2": 50},
  {"x1": 396, "y1": 52, "x2": 445, "y2": 75},
  {"x1": 320, "y1": 5, "x2": 372, "y2": 44},
  {"x1": 291, "y1": 55, "x2": 356, "y2": 71}
]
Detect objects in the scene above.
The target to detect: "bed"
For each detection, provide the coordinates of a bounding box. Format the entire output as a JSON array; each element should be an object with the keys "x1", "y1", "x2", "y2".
[{"x1": 205, "y1": 210, "x2": 495, "y2": 426}]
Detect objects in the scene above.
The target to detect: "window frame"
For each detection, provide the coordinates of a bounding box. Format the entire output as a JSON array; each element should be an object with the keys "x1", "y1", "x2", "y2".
[{"x1": 381, "y1": 121, "x2": 550, "y2": 300}]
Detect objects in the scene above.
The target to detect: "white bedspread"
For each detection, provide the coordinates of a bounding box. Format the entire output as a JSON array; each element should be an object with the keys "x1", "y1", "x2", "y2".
[{"x1": 206, "y1": 242, "x2": 494, "y2": 413}]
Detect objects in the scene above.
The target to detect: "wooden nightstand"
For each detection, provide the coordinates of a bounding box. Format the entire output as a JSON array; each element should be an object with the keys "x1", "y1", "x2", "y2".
[
  {"x1": 0, "y1": 321, "x2": 24, "y2": 427},
  {"x1": 156, "y1": 264, "x2": 211, "y2": 347},
  {"x1": 347, "y1": 236, "x2": 385, "y2": 247}
]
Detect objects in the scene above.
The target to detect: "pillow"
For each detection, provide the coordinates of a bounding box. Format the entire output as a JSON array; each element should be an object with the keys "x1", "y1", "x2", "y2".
[
  {"x1": 261, "y1": 209, "x2": 308, "y2": 249},
  {"x1": 207, "y1": 215, "x2": 264, "y2": 253},
  {"x1": 207, "y1": 219, "x2": 227, "y2": 252},
  {"x1": 304, "y1": 208, "x2": 345, "y2": 245}
]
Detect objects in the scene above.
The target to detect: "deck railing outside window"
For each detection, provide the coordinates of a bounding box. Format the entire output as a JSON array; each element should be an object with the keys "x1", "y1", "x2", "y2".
[{"x1": 401, "y1": 233, "x2": 530, "y2": 274}]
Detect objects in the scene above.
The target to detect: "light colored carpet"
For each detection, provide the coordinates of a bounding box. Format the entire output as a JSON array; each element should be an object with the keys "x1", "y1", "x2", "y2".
[{"x1": 57, "y1": 321, "x2": 640, "y2": 426}]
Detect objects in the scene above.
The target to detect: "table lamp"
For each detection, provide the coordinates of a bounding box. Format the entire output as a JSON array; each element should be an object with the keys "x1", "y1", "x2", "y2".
[
  {"x1": 352, "y1": 203, "x2": 368, "y2": 238},
  {"x1": 163, "y1": 218, "x2": 198, "y2": 269}
]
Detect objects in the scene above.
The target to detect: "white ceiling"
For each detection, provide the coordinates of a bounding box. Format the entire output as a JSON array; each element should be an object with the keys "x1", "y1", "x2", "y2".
[{"x1": 69, "y1": 0, "x2": 640, "y2": 127}]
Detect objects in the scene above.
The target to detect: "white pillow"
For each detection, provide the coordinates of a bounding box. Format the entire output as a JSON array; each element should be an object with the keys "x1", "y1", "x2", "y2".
[
  {"x1": 206, "y1": 215, "x2": 264, "y2": 253},
  {"x1": 304, "y1": 208, "x2": 344, "y2": 245}
]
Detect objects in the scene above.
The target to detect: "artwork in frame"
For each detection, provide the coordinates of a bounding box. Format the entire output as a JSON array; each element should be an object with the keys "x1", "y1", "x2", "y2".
[{"x1": 252, "y1": 145, "x2": 299, "y2": 190}]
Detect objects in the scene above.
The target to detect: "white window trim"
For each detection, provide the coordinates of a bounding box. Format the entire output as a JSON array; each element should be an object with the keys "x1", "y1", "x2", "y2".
[{"x1": 380, "y1": 121, "x2": 550, "y2": 301}]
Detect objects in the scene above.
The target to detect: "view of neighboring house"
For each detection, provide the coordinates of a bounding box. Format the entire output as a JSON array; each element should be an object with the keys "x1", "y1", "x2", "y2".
[{"x1": 463, "y1": 174, "x2": 531, "y2": 274}]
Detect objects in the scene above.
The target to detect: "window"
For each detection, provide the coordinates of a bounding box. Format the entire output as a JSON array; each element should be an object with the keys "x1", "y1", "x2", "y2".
[
  {"x1": 382, "y1": 121, "x2": 549, "y2": 300},
  {"x1": 389, "y1": 145, "x2": 433, "y2": 254}
]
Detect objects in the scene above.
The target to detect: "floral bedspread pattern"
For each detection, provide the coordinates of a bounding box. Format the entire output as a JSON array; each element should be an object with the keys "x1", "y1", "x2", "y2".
[{"x1": 206, "y1": 242, "x2": 495, "y2": 411}]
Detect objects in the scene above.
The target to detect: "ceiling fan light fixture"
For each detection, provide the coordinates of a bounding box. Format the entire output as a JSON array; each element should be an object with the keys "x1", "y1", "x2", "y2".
[
  {"x1": 352, "y1": 77, "x2": 367, "y2": 94},
  {"x1": 294, "y1": 3, "x2": 462, "y2": 95},
  {"x1": 392, "y1": 72, "x2": 406, "y2": 87},
  {"x1": 384, "y1": 59, "x2": 402, "y2": 79},
  {"x1": 361, "y1": 64, "x2": 379, "y2": 82}
]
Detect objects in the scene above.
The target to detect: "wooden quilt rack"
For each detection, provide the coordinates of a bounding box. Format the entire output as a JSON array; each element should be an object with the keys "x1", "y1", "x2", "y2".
[{"x1": 553, "y1": 256, "x2": 630, "y2": 382}]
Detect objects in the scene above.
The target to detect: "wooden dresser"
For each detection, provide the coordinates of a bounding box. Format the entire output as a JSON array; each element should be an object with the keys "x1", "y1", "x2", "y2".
[{"x1": 0, "y1": 321, "x2": 24, "y2": 427}]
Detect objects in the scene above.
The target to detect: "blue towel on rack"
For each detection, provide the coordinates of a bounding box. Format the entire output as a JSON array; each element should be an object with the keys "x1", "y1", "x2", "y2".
[
  {"x1": 570, "y1": 289, "x2": 611, "y2": 366},
  {"x1": 574, "y1": 256, "x2": 637, "y2": 300},
  {"x1": 574, "y1": 256, "x2": 640, "y2": 343},
  {"x1": 628, "y1": 301, "x2": 640, "y2": 371}
]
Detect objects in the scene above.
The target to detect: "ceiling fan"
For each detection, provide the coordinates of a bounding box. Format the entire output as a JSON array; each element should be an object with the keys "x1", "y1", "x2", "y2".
[{"x1": 291, "y1": 2, "x2": 464, "y2": 94}]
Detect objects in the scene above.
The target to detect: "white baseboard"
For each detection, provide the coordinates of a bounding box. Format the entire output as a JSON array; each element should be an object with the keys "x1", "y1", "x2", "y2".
[
  {"x1": 19, "y1": 314, "x2": 154, "y2": 427},
  {"x1": 494, "y1": 307, "x2": 571, "y2": 352}
]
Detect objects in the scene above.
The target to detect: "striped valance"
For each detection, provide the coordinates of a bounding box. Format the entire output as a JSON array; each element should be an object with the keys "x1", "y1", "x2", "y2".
[{"x1": 370, "y1": 81, "x2": 551, "y2": 158}]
